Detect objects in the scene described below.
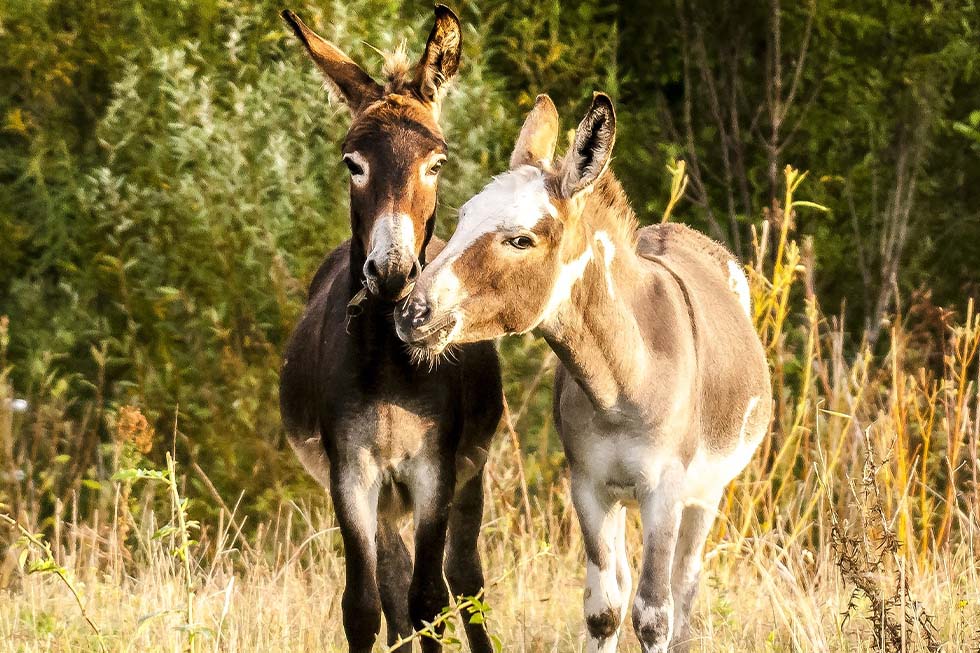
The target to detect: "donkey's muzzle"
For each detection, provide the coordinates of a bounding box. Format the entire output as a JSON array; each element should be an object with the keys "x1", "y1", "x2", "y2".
[
  {"x1": 363, "y1": 256, "x2": 421, "y2": 301},
  {"x1": 394, "y1": 297, "x2": 457, "y2": 350}
]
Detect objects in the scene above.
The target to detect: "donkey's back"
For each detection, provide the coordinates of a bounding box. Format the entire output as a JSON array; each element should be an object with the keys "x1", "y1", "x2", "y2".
[{"x1": 637, "y1": 222, "x2": 771, "y2": 474}]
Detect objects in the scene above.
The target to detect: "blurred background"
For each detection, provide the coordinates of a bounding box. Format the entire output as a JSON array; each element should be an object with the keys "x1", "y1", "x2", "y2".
[{"x1": 2, "y1": 0, "x2": 979, "y2": 532}]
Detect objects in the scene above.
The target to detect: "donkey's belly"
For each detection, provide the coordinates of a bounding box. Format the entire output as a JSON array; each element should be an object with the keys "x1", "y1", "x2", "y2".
[{"x1": 574, "y1": 430, "x2": 687, "y2": 505}]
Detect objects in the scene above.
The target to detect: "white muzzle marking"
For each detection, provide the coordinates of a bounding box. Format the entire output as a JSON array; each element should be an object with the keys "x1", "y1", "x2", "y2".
[{"x1": 368, "y1": 213, "x2": 416, "y2": 263}]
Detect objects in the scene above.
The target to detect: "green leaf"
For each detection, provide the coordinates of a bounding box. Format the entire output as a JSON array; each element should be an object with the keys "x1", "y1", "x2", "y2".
[
  {"x1": 491, "y1": 634, "x2": 504, "y2": 652},
  {"x1": 791, "y1": 200, "x2": 830, "y2": 212},
  {"x1": 112, "y1": 468, "x2": 167, "y2": 482}
]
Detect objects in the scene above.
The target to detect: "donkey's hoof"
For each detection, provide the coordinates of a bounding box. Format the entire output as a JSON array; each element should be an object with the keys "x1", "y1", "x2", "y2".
[{"x1": 633, "y1": 597, "x2": 672, "y2": 653}]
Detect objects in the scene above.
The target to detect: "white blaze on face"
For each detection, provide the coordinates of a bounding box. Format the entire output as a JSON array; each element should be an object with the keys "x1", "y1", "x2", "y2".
[
  {"x1": 343, "y1": 151, "x2": 369, "y2": 188},
  {"x1": 427, "y1": 266, "x2": 462, "y2": 320},
  {"x1": 446, "y1": 166, "x2": 553, "y2": 258},
  {"x1": 727, "y1": 259, "x2": 751, "y2": 316},
  {"x1": 593, "y1": 230, "x2": 616, "y2": 299},
  {"x1": 368, "y1": 213, "x2": 415, "y2": 261},
  {"x1": 425, "y1": 165, "x2": 555, "y2": 307}
]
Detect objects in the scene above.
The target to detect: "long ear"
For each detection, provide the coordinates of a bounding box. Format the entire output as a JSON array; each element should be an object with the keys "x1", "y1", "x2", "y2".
[
  {"x1": 281, "y1": 10, "x2": 383, "y2": 112},
  {"x1": 558, "y1": 93, "x2": 617, "y2": 198},
  {"x1": 510, "y1": 94, "x2": 560, "y2": 170},
  {"x1": 413, "y1": 5, "x2": 463, "y2": 104}
]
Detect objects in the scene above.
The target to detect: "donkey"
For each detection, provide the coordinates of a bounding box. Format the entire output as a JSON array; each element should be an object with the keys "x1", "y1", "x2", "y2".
[
  {"x1": 394, "y1": 93, "x2": 772, "y2": 652},
  {"x1": 278, "y1": 8, "x2": 503, "y2": 652}
]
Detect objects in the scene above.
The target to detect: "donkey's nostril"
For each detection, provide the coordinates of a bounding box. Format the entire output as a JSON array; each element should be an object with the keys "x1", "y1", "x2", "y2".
[
  {"x1": 407, "y1": 260, "x2": 421, "y2": 282},
  {"x1": 365, "y1": 259, "x2": 380, "y2": 279}
]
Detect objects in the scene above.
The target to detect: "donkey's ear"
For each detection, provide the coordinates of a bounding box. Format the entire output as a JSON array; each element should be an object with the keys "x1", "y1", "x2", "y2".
[
  {"x1": 281, "y1": 10, "x2": 383, "y2": 112},
  {"x1": 413, "y1": 5, "x2": 463, "y2": 104},
  {"x1": 510, "y1": 94, "x2": 560, "y2": 170},
  {"x1": 558, "y1": 93, "x2": 616, "y2": 198}
]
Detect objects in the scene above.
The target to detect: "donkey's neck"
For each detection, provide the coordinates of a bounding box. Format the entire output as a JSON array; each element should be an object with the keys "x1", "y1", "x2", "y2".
[{"x1": 537, "y1": 187, "x2": 688, "y2": 414}]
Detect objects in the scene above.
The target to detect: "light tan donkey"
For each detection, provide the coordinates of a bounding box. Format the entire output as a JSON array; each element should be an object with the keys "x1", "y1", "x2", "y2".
[{"x1": 394, "y1": 94, "x2": 772, "y2": 653}]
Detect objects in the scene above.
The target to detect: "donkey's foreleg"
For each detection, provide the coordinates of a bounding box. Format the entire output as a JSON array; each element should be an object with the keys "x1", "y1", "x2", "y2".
[
  {"x1": 572, "y1": 475, "x2": 630, "y2": 653},
  {"x1": 634, "y1": 475, "x2": 683, "y2": 653},
  {"x1": 668, "y1": 492, "x2": 722, "y2": 653},
  {"x1": 445, "y1": 470, "x2": 493, "y2": 653},
  {"x1": 330, "y1": 471, "x2": 383, "y2": 653},
  {"x1": 410, "y1": 464, "x2": 455, "y2": 652}
]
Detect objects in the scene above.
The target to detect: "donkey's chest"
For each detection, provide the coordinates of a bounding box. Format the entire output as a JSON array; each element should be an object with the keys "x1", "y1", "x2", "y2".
[
  {"x1": 557, "y1": 377, "x2": 692, "y2": 501},
  {"x1": 334, "y1": 399, "x2": 441, "y2": 461}
]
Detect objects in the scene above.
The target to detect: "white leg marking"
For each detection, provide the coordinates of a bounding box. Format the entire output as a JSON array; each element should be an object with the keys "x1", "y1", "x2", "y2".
[
  {"x1": 585, "y1": 559, "x2": 624, "y2": 653},
  {"x1": 594, "y1": 230, "x2": 617, "y2": 299},
  {"x1": 575, "y1": 483, "x2": 628, "y2": 653},
  {"x1": 339, "y1": 453, "x2": 381, "y2": 547},
  {"x1": 613, "y1": 506, "x2": 631, "y2": 625},
  {"x1": 634, "y1": 473, "x2": 684, "y2": 653},
  {"x1": 727, "y1": 259, "x2": 751, "y2": 316}
]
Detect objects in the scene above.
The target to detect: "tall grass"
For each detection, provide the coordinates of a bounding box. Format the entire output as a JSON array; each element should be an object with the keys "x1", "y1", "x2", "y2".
[{"x1": 2, "y1": 167, "x2": 979, "y2": 651}]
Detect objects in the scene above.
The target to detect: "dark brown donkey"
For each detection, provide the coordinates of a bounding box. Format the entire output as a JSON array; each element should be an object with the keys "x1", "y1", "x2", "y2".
[{"x1": 278, "y1": 8, "x2": 502, "y2": 652}]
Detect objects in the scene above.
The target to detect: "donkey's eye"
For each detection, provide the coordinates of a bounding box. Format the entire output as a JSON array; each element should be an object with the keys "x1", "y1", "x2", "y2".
[
  {"x1": 427, "y1": 157, "x2": 446, "y2": 176},
  {"x1": 507, "y1": 235, "x2": 535, "y2": 250},
  {"x1": 343, "y1": 157, "x2": 364, "y2": 177}
]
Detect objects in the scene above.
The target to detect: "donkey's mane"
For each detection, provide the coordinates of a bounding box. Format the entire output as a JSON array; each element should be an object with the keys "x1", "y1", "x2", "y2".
[
  {"x1": 381, "y1": 42, "x2": 415, "y2": 94},
  {"x1": 579, "y1": 172, "x2": 639, "y2": 248}
]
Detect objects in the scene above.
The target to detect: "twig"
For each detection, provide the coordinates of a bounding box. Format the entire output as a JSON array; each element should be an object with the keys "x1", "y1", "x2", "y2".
[{"x1": 500, "y1": 393, "x2": 533, "y2": 536}]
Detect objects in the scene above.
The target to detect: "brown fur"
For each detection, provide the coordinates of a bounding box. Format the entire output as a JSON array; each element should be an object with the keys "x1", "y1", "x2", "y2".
[{"x1": 279, "y1": 8, "x2": 502, "y2": 653}]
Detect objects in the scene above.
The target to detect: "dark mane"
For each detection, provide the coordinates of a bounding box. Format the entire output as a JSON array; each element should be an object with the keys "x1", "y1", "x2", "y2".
[{"x1": 579, "y1": 172, "x2": 640, "y2": 247}]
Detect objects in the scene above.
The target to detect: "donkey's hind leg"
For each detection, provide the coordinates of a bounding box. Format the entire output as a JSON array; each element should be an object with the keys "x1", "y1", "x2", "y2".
[
  {"x1": 668, "y1": 492, "x2": 722, "y2": 653},
  {"x1": 633, "y1": 472, "x2": 684, "y2": 653},
  {"x1": 409, "y1": 463, "x2": 455, "y2": 653},
  {"x1": 377, "y1": 518, "x2": 413, "y2": 651},
  {"x1": 445, "y1": 469, "x2": 493, "y2": 653}
]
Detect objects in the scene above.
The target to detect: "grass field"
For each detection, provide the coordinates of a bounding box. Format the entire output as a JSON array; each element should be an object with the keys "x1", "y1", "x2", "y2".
[
  {"x1": 3, "y1": 169, "x2": 979, "y2": 652},
  {"x1": 1, "y1": 429, "x2": 978, "y2": 653}
]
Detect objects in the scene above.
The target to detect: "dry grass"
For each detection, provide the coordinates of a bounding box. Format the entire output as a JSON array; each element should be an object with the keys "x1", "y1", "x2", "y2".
[
  {"x1": 3, "y1": 167, "x2": 980, "y2": 651},
  {"x1": 2, "y1": 436, "x2": 978, "y2": 653}
]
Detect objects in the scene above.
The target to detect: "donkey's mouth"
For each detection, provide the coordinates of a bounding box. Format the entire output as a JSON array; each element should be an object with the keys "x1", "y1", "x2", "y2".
[{"x1": 396, "y1": 311, "x2": 461, "y2": 366}]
